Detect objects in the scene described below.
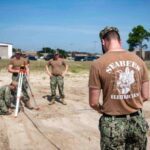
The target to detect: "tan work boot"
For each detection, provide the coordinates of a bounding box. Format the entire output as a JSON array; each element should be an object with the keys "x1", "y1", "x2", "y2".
[
  {"x1": 61, "y1": 99, "x2": 67, "y2": 105},
  {"x1": 49, "y1": 98, "x2": 55, "y2": 105},
  {"x1": 24, "y1": 101, "x2": 33, "y2": 110}
]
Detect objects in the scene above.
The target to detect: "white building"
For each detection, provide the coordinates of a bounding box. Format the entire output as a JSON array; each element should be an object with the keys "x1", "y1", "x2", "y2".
[{"x1": 0, "y1": 43, "x2": 13, "y2": 58}]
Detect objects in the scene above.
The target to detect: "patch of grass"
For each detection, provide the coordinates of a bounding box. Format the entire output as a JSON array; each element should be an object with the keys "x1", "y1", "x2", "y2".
[
  {"x1": 30, "y1": 60, "x2": 91, "y2": 73},
  {"x1": 68, "y1": 61, "x2": 91, "y2": 73},
  {"x1": 0, "y1": 59, "x2": 9, "y2": 71},
  {"x1": 0, "y1": 59, "x2": 92, "y2": 73},
  {"x1": 145, "y1": 61, "x2": 150, "y2": 70},
  {"x1": 0, "y1": 59, "x2": 149, "y2": 74}
]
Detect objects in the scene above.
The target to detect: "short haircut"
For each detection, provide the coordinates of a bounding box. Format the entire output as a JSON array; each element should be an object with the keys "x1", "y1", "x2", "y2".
[{"x1": 102, "y1": 31, "x2": 121, "y2": 41}]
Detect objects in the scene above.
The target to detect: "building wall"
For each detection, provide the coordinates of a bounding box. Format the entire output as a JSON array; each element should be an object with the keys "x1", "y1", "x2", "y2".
[
  {"x1": 0, "y1": 44, "x2": 13, "y2": 58},
  {"x1": 8, "y1": 45, "x2": 13, "y2": 58},
  {"x1": 0, "y1": 45, "x2": 8, "y2": 58},
  {"x1": 136, "y1": 51, "x2": 150, "y2": 60}
]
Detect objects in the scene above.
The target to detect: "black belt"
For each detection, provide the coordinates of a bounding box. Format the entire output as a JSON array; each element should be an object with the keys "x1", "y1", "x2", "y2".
[
  {"x1": 13, "y1": 73, "x2": 19, "y2": 76},
  {"x1": 52, "y1": 75, "x2": 62, "y2": 76},
  {"x1": 103, "y1": 110, "x2": 142, "y2": 118}
]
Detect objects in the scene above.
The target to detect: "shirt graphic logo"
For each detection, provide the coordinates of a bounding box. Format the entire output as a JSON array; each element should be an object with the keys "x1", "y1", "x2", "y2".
[{"x1": 116, "y1": 67, "x2": 135, "y2": 94}]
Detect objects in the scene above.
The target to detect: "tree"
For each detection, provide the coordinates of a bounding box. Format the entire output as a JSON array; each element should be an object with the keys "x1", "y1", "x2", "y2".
[
  {"x1": 13, "y1": 48, "x2": 22, "y2": 53},
  {"x1": 127, "y1": 25, "x2": 150, "y2": 59},
  {"x1": 56, "y1": 48, "x2": 68, "y2": 58},
  {"x1": 42, "y1": 47, "x2": 56, "y2": 54},
  {"x1": 37, "y1": 47, "x2": 69, "y2": 58}
]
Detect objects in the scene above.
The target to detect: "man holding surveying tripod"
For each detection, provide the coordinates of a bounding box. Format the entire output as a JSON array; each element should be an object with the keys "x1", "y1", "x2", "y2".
[
  {"x1": 89, "y1": 27, "x2": 150, "y2": 149},
  {"x1": 8, "y1": 50, "x2": 33, "y2": 110}
]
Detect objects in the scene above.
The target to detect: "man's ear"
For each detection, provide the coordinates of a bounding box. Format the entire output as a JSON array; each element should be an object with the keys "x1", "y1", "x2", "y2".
[
  {"x1": 101, "y1": 39, "x2": 106, "y2": 54},
  {"x1": 119, "y1": 40, "x2": 122, "y2": 46},
  {"x1": 102, "y1": 39, "x2": 105, "y2": 46}
]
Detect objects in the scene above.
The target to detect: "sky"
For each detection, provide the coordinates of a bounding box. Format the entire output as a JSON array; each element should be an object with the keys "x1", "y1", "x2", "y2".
[{"x1": 0, "y1": 0, "x2": 150, "y2": 53}]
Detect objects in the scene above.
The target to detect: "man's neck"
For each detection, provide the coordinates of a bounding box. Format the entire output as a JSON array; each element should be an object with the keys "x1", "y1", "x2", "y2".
[
  {"x1": 16, "y1": 57, "x2": 21, "y2": 60},
  {"x1": 107, "y1": 40, "x2": 123, "y2": 52},
  {"x1": 108, "y1": 47, "x2": 124, "y2": 52}
]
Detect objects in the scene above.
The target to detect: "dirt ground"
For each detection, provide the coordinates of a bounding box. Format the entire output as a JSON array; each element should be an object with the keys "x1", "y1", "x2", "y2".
[{"x1": 0, "y1": 71, "x2": 150, "y2": 150}]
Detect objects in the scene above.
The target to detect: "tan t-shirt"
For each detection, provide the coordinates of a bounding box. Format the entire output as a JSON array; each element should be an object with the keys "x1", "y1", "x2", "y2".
[
  {"x1": 89, "y1": 51, "x2": 149, "y2": 115},
  {"x1": 23, "y1": 57, "x2": 30, "y2": 65},
  {"x1": 47, "y1": 59, "x2": 66, "y2": 76},
  {"x1": 9, "y1": 57, "x2": 27, "y2": 70}
]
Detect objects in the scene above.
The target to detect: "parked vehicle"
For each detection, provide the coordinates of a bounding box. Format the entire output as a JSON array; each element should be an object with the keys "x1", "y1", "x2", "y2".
[
  {"x1": 44, "y1": 54, "x2": 54, "y2": 61},
  {"x1": 74, "y1": 56, "x2": 86, "y2": 61},
  {"x1": 28, "y1": 55, "x2": 37, "y2": 61},
  {"x1": 83, "y1": 56, "x2": 98, "y2": 61}
]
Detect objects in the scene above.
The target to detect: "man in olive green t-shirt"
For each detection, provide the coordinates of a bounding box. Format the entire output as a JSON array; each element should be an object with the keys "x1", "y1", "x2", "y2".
[
  {"x1": 46, "y1": 54, "x2": 68, "y2": 105},
  {"x1": 89, "y1": 27, "x2": 150, "y2": 150}
]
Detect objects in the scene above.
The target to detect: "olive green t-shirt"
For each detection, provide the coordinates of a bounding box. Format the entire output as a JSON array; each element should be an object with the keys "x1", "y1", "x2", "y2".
[
  {"x1": 47, "y1": 59, "x2": 66, "y2": 76},
  {"x1": 9, "y1": 57, "x2": 27, "y2": 70},
  {"x1": 89, "y1": 51, "x2": 149, "y2": 115}
]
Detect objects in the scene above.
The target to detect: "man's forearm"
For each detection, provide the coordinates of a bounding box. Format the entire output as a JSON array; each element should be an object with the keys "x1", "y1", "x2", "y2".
[
  {"x1": 142, "y1": 81, "x2": 150, "y2": 102},
  {"x1": 89, "y1": 88, "x2": 101, "y2": 113},
  {"x1": 45, "y1": 66, "x2": 51, "y2": 76},
  {"x1": 64, "y1": 65, "x2": 68, "y2": 74},
  {"x1": 8, "y1": 68, "x2": 19, "y2": 73}
]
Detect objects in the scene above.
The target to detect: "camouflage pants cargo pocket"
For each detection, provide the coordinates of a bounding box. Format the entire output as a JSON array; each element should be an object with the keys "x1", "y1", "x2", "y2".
[
  {"x1": 99, "y1": 116, "x2": 126, "y2": 150},
  {"x1": 99, "y1": 114, "x2": 149, "y2": 150},
  {"x1": 125, "y1": 116, "x2": 149, "y2": 150}
]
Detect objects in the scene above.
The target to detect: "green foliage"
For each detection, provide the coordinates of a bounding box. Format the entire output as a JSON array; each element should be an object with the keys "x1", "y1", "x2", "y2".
[
  {"x1": 38, "y1": 47, "x2": 55, "y2": 54},
  {"x1": 13, "y1": 48, "x2": 22, "y2": 53},
  {"x1": 37, "y1": 47, "x2": 69, "y2": 58},
  {"x1": 37, "y1": 52, "x2": 44, "y2": 57},
  {"x1": 127, "y1": 25, "x2": 150, "y2": 51},
  {"x1": 56, "y1": 48, "x2": 68, "y2": 58}
]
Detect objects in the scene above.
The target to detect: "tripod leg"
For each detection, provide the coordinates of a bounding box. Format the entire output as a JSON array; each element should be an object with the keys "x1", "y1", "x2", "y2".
[
  {"x1": 15, "y1": 73, "x2": 23, "y2": 117},
  {"x1": 24, "y1": 75, "x2": 40, "y2": 110}
]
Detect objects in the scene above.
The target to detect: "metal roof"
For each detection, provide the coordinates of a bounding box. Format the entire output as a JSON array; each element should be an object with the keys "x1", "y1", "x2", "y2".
[{"x1": 0, "y1": 42, "x2": 13, "y2": 46}]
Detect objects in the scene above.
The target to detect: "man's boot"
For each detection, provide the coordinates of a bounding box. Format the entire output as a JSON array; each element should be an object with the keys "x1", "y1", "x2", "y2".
[
  {"x1": 49, "y1": 95, "x2": 56, "y2": 105},
  {"x1": 61, "y1": 99, "x2": 67, "y2": 105},
  {"x1": 49, "y1": 98, "x2": 55, "y2": 105},
  {"x1": 60, "y1": 95, "x2": 67, "y2": 105},
  {"x1": 24, "y1": 100, "x2": 33, "y2": 110}
]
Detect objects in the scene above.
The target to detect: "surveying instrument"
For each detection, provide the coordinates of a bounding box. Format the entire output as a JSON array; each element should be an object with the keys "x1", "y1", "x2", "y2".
[{"x1": 15, "y1": 65, "x2": 39, "y2": 117}]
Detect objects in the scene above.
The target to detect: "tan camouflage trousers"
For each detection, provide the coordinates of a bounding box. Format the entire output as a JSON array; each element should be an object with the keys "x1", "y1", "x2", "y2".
[
  {"x1": 50, "y1": 76, "x2": 64, "y2": 98},
  {"x1": 12, "y1": 74, "x2": 30, "y2": 101},
  {"x1": 99, "y1": 112, "x2": 149, "y2": 150}
]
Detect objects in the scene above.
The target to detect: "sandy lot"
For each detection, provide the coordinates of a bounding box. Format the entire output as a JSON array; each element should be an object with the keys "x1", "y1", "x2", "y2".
[{"x1": 0, "y1": 71, "x2": 150, "y2": 150}]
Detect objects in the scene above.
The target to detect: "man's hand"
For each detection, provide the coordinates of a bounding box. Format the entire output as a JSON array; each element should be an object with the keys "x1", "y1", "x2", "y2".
[
  {"x1": 62, "y1": 72, "x2": 66, "y2": 77},
  {"x1": 48, "y1": 73, "x2": 52, "y2": 77}
]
